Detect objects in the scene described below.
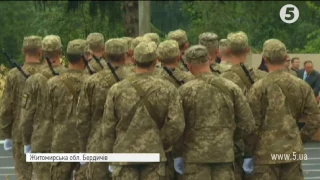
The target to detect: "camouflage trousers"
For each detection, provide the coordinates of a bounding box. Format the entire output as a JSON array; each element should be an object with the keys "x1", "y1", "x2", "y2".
[
  {"x1": 13, "y1": 142, "x2": 33, "y2": 180},
  {"x1": 252, "y1": 161, "x2": 303, "y2": 180},
  {"x1": 86, "y1": 162, "x2": 111, "y2": 180},
  {"x1": 33, "y1": 162, "x2": 51, "y2": 180},
  {"x1": 50, "y1": 162, "x2": 87, "y2": 180},
  {"x1": 182, "y1": 162, "x2": 235, "y2": 180},
  {"x1": 111, "y1": 163, "x2": 167, "y2": 180}
]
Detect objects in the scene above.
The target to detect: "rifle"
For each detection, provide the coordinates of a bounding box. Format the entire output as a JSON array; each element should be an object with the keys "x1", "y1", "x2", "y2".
[
  {"x1": 107, "y1": 61, "x2": 120, "y2": 82},
  {"x1": 240, "y1": 63, "x2": 254, "y2": 84},
  {"x1": 180, "y1": 58, "x2": 189, "y2": 71},
  {"x1": 163, "y1": 66, "x2": 184, "y2": 86},
  {"x1": 81, "y1": 55, "x2": 94, "y2": 75},
  {"x1": 2, "y1": 49, "x2": 29, "y2": 78},
  {"x1": 92, "y1": 55, "x2": 104, "y2": 70},
  {"x1": 45, "y1": 57, "x2": 59, "y2": 76}
]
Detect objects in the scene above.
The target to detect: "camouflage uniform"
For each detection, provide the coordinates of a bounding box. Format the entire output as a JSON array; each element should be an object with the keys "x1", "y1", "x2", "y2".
[
  {"x1": 220, "y1": 32, "x2": 268, "y2": 180},
  {"x1": 285, "y1": 68, "x2": 298, "y2": 76},
  {"x1": 155, "y1": 40, "x2": 194, "y2": 88},
  {"x1": 102, "y1": 42, "x2": 185, "y2": 180},
  {"x1": 20, "y1": 35, "x2": 66, "y2": 180},
  {"x1": 154, "y1": 40, "x2": 194, "y2": 179},
  {"x1": 199, "y1": 32, "x2": 220, "y2": 75},
  {"x1": 0, "y1": 36, "x2": 44, "y2": 180},
  {"x1": 86, "y1": 33, "x2": 108, "y2": 72},
  {"x1": 0, "y1": 64, "x2": 8, "y2": 99},
  {"x1": 48, "y1": 39, "x2": 90, "y2": 180},
  {"x1": 122, "y1": 36, "x2": 151, "y2": 74},
  {"x1": 168, "y1": 29, "x2": 189, "y2": 72},
  {"x1": 76, "y1": 38, "x2": 133, "y2": 180},
  {"x1": 247, "y1": 39, "x2": 320, "y2": 180},
  {"x1": 179, "y1": 45, "x2": 254, "y2": 180}
]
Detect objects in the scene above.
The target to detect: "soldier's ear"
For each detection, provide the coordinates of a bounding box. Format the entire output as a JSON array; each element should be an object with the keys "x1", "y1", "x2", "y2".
[
  {"x1": 176, "y1": 55, "x2": 180, "y2": 62},
  {"x1": 184, "y1": 42, "x2": 189, "y2": 50}
]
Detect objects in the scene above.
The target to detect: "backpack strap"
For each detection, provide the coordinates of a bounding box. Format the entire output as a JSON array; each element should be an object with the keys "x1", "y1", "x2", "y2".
[
  {"x1": 128, "y1": 77, "x2": 161, "y2": 129},
  {"x1": 60, "y1": 75, "x2": 77, "y2": 97}
]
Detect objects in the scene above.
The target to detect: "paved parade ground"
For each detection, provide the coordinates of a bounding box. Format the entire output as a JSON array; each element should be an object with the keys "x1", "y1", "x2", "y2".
[{"x1": 0, "y1": 141, "x2": 319, "y2": 180}]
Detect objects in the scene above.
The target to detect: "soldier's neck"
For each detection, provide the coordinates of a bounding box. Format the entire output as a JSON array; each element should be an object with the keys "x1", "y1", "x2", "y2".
[
  {"x1": 68, "y1": 63, "x2": 84, "y2": 70},
  {"x1": 135, "y1": 66, "x2": 155, "y2": 74},
  {"x1": 110, "y1": 61, "x2": 125, "y2": 67},
  {"x1": 163, "y1": 63, "x2": 177, "y2": 69},
  {"x1": 267, "y1": 65, "x2": 284, "y2": 73},
  {"x1": 191, "y1": 66, "x2": 211, "y2": 76},
  {"x1": 25, "y1": 56, "x2": 41, "y2": 63},
  {"x1": 49, "y1": 57, "x2": 60, "y2": 66},
  {"x1": 92, "y1": 52, "x2": 104, "y2": 59},
  {"x1": 229, "y1": 55, "x2": 246, "y2": 65}
]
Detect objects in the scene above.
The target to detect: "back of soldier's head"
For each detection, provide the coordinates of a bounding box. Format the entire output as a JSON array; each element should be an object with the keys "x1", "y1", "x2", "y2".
[
  {"x1": 66, "y1": 39, "x2": 88, "y2": 64},
  {"x1": 86, "y1": 33, "x2": 105, "y2": 53},
  {"x1": 168, "y1": 29, "x2": 188, "y2": 50},
  {"x1": 156, "y1": 40, "x2": 180, "y2": 64},
  {"x1": 185, "y1": 45, "x2": 209, "y2": 66},
  {"x1": 130, "y1": 36, "x2": 152, "y2": 51},
  {"x1": 227, "y1": 31, "x2": 249, "y2": 55},
  {"x1": 262, "y1": 39, "x2": 287, "y2": 65},
  {"x1": 22, "y1": 35, "x2": 42, "y2": 56},
  {"x1": 144, "y1": 33, "x2": 160, "y2": 45},
  {"x1": 105, "y1": 38, "x2": 127, "y2": 63},
  {"x1": 198, "y1": 32, "x2": 219, "y2": 55},
  {"x1": 42, "y1": 35, "x2": 62, "y2": 59},
  {"x1": 121, "y1": 37, "x2": 133, "y2": 53},
  {"x1": 134, "y1": 41, "x2": 157, "y2": 68},
  {"x1": 219, "y1": 39, "x2": 231, "y2": 56}
]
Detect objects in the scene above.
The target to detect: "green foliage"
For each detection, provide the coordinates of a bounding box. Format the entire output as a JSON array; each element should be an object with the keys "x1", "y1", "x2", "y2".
[{"x1": 2, "y1": 0, "x2": 320, "y2": 69}]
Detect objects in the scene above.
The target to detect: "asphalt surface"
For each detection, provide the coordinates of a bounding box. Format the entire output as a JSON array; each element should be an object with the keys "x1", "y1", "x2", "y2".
[{"x1": 0, "y1": 141, "x2": 319, "y2": 180}]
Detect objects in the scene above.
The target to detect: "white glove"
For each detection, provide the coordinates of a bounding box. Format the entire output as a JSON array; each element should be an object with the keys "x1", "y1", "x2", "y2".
[
  {"x1": 243, "y1": 158, "x2": 254, "y2": 174},
  {"x1": 108, "y1": 165, "x2": 113, "y2": 173},
  {"x1": 174, "y1": 157, "x2": 183, "y2": 174},
  {"x1": 3, "y1": 139, "x2": 12, "y2": 151},
  {"x1": 24, "y1": 145, "x2": 31, "y2": 154}
]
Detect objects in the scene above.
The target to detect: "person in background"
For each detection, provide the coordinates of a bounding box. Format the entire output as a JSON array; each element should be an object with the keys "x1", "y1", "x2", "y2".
[
  {"x1": 297, "y1": 60, "x2": 320, "y2": 96},
  {"x1": 258, "y1": 57, "x2": 268, "y2": 72},
  {"x1": 284, "y1": 56, "x2": 297, "y2": 76},
  {"x1": 291, "y1": 57, "x2": 300, "y2": 71}
]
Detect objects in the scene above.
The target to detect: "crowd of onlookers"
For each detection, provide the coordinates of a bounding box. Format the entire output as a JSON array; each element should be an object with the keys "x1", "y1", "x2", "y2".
[{"x1": 259, "y1": 57, "x2": 320, "y2": 98}]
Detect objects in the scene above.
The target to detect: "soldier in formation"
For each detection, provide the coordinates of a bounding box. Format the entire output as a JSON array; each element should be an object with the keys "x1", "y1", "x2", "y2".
[
  {"x1": 168, "y1": 29, "x2": 190, "y2": 72},
  {"x1": 176, "y1": 45, "x2": 254, "y2": 180},
  {"x1": 247, "y1": 39, "x2": 320, "y2": 179},
  {"x1": 198, "y1": 32, "x2": 221, "y2": 75},
  {"x1": 102, "y1": 41, "x2": 185, "y2": 179},
  {"x1": 20, "y1": 35, "x2": 66, "y2": 180},
  {"x1": 48, "y1": 39, "x2": 90, "y2": 180},
  {"x1": 216, "y1": 39, "x2": 233, "y2": 73},
  {"x1": 87, "y1": 33, "x2": 108, "y2": 72},
  {"x1": 0, "y1": 36, "x2": 44, "y2": 180},
  {"x1": 0, "y1": 28, "x2": 319, "y2": 180},
  {"x1": 76, "y1": 38, "x2": 132, "y2": 180}
]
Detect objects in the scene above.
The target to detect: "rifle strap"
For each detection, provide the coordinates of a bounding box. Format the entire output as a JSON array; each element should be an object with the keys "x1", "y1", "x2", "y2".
[
  {"x1": 200, "y1": 76, "x2": 233, "y2": 100},
  {"x1": 231, "y1": 67, "x2": 253, "y2": 89},
  {"x1": 163, "y1": 67, "x2": 184, "y2": 86},
  {"x1": 128, "y1": 78, "x2": 161, "y2": 128}
]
